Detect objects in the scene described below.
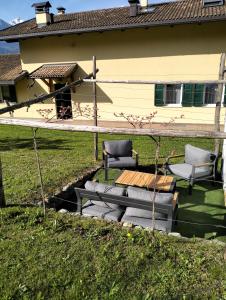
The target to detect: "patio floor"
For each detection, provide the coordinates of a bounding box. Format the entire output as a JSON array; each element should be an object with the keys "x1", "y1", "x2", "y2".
[{"x1": 93, "y1": 168, "x2": 226, "y2": 242}]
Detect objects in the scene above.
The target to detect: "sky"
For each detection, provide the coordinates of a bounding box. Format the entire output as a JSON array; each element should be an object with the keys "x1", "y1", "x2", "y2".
[{"x1": 0, "y1": 0, "x2": 172, "y2": 23}]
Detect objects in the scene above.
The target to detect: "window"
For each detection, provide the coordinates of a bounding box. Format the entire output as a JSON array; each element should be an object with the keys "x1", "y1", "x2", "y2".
[
  {"x1": 0, "y1": 85, "x2": 17, "y2": 103},
  {"x1": 155, "y1": 84, "x2": 226, "y2": 107},
  {"x1": 203, "y1": 84, "x2": 218, "y2": 105},
  {"x1": 164, "y1": 84, "x2": 182, "y2": 105}
]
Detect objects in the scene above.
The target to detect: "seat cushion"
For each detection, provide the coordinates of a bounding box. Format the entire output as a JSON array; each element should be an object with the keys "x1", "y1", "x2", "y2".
[
  {"x1": 121, "y1": 215, "x2": 170, "y2": 232},
  {"x1": 185, "y1": 144, "x2": 212, "y2": 173},
  {"x1": 104, "y1": 140, "x2": 132, "y2": 157},
  {"x1": 107, "y1": 157, "x2": 136, "y2": 168},
  {"x1": 168, "y1": 163, "x2": 212, "y2": 180},
  {"x1": 126, "y1": 186, "x2": 173, "y2": 219},
  {"x1": 84, "y1": 181, "x2": 125, "y2": 209},
  {"x1": 82, "y1": 201, "x2": 123, "y2": 222}
]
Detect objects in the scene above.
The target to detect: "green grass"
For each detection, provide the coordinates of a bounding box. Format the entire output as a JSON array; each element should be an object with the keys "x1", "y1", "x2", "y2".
[
  {"x1": 0, "y1": 125, "x2": 216, "y2": 203},
  {"x1": 0, "y1": 125, "x2": 225, "y2": 240},
  {"x1": 0, "y1": 126, "x2": 225, "y2": 298},
  {"x1": 0, "y1": 207, "x2": 225, "y2": 300}
]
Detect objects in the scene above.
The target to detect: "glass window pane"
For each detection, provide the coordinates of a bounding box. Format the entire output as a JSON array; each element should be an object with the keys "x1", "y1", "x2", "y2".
[
  {"x1": 165, "y1": 84, "x2": 181, "y2": 104},
  {"x1": 204, "y1": 84, "x2": 217, "y2": 105}
]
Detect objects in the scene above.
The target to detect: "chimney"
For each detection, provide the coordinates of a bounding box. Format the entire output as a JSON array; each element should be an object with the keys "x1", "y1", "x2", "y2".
[
  {"x1": 140, "y1": 0, "x2": 148, "y2": 8},
  {"x1": 32, "y1": 1, "x2": 52, "y2": 28},
  {"x1": 57, "y1": 6, "x2": 66, "y2": 15},
  {"x1": 128, "y1": 0, "x2": 139, "y2": 17}
]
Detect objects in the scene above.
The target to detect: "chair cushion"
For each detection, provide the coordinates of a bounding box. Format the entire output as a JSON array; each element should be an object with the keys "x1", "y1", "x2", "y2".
[
  {"x1": 82, "y1": 201, "x2": 123, "y2": 222},
  {"x1": 168, "y1": 163, "x2": 212, "y2": 180},
  {"x1": 84, "y1": 181, "x2": 125, "y2": 209},
  {"x1": 126, "y1": 186, "x2": 173, "y2": 219},
  {"x1": 185, "y1": 145, "x2": 212, "y2": 172},
  {"x1": 121, "y1": 215, "x2": 170, "y2": 232},
  {"x1": 107, "y1": 157, "x2": 136, "y2": 168},
  {"x1": 104, "y1": 140, "x2": 132, "y2": 158}
]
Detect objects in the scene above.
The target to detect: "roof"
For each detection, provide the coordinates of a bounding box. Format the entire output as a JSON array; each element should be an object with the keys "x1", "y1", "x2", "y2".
[
  {"x1": 0, "y1": 0, "x2": 226, "y2": 41},
  {"x1": 29, "y1": 63, "x2": 78, "y2": 78},
  {"x1": 0, "y1": 54, "x2": 27, "y2": 84}
]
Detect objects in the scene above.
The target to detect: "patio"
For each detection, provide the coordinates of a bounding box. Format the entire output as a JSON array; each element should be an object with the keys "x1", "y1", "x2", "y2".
[{"x1": 91, "y1": 167, "x2": 226, "y2": 241}]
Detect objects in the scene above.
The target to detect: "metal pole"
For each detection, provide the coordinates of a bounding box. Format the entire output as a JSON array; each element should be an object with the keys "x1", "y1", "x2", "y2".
[
  {"x1": 214, "y1": 53, "x2": 226, "y2": 154},
  {"x1": 93, "y1": 56, "x2": 98, "y2": 161}
]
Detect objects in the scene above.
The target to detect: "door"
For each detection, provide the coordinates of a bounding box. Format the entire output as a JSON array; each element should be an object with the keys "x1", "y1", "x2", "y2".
[{"x1": 55, "y1": 83, "x2": 73, "y2": 119}]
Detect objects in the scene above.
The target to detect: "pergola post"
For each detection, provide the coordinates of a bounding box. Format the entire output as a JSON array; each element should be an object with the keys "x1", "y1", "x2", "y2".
[
  {"x1": 0, "y1": 155, "x2": 5, "y2": 208},
  {"x1": 93, "y1": 56, "x2": 98, "y2": 161}
]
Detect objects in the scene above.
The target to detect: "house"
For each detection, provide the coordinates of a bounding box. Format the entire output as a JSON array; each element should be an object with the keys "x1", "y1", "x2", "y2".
[
  {"x1": 0, "y1": 54, "x2": 27, "y2": 104},
  {"x1": 0, "y1": 0, "x2": 226, "y2": 128}
]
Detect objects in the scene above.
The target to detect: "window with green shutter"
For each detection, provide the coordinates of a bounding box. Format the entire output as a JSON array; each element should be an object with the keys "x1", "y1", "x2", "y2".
[
  {"x1": 154, "y1": 84, "x2": 164, "y2": 106},
  {"x1": 182, "y1": 84, "x2": 194, "y2": 107},
  {"x1": 194, "y1": 84, "x2": 205, "y2": 107}
]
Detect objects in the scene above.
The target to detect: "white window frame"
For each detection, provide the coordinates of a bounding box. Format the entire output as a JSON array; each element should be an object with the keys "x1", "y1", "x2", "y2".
[{"x1": 163, "y1": 84, "x2": 183, "y2": 107}]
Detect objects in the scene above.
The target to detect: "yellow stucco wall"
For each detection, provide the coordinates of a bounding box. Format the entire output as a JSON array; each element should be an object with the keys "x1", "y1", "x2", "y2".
[{"x1": 7, "y1": 21, "x2": 226, "y2": 125}]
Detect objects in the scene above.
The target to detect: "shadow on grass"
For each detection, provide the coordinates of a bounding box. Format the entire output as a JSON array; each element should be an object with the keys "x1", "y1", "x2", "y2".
[{"x1": 0, "y1": 138, "x2": 73, "y2": 151}]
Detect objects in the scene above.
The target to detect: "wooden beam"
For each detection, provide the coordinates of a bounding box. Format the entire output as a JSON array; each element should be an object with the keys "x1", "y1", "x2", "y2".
[
  {"x1": 93, "y1": 56, "x2": 98, "y2": 161},
  {"x1": 0, "y1": 155, "x2": 5, "y2": 208},
  {"x1": 84, "y1": 79, "x2": 226, "y2": 85},
  {"x1": 214, "y1": 53, "x2": 226, "y2": 154},
  {"x1": 1, "y1": 118, "x2": 226, "y2": 139},
  {"x1": 41, "y1": 78, "x2": 50, "y2": 88},
  {"x1": 0, "y1": 70, "x2": 98, "y2": 116},
  {"x1": 49, "y1": 79, "x2": 54, "y2": 93}
]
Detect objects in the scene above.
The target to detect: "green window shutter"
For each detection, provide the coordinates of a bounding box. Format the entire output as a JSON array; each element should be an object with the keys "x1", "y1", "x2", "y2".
[
  {"x1": 182, "y1": 84, "x2": 194, "y2": 107},
  {"x1": 194, "y1": 84, "x2": 205, "y2": 107},
  {"x1": 155, "y1": 84, "x2": 164, "y2": 107}
]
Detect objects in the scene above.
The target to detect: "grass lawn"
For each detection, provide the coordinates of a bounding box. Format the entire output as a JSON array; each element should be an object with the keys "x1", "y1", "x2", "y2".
[
  {"x1": 0, "y1": 125, "x2": 225, "y2": 240},
  {"x1": 0, "y1": 207, "x2": 225, "y2": 299},
  {"x1": 0, "y1": 125, "x2": 225, "y2": 299}
]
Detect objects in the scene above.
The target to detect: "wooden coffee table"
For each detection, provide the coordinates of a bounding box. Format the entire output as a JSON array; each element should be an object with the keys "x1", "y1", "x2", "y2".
[{"x1": 115, "y1": 170, "x2": 176, "y2": 193}]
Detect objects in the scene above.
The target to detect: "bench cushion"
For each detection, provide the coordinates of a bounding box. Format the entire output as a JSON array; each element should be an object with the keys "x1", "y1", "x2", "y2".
[
  {"x1": 84, "y1": 181, "x2": 125, "y2": 209},
  {"x1": 126, "y1": 186, "x2": 173, "y2": 220},
  {"x1": 82, "y1": 200, "x2": 123, "y2": 222},
  {"x1": 121, "y1": 215, "x2": 170, "y2": 232}
]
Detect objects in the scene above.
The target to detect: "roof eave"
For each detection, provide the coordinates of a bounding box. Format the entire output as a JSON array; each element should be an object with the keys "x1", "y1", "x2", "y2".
[
  {"x1": 1, "y1": 15, "x2": 226, "y2": 42},
  {"x1": 0, "y1": 80, "x2": 16, "y2": 85},
  {"x1": 0, "y1": 71, "x2": 28, "y2": 85}
]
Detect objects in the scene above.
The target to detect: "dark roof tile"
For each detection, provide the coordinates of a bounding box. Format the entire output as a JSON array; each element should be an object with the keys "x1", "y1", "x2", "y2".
[
  {"x1": 0, "y1": 54, "x2": 27, "y2": 83},
  {"x1": 0, "y1": 0, "x2": 226, "y2": 40}
]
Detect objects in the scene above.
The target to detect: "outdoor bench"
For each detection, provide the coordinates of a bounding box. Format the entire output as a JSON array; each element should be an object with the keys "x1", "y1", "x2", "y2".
[{"x1": 74, "y1": 181, "x2": 178, "y2": 233}]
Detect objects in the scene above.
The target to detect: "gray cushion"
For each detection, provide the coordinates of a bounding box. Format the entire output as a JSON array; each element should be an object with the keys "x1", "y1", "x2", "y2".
[
  {"x1": 82, "y1": 202, "x2": 123, "y2": 222},
  {"x1": 104, "y1": 140, "x2": 132, "y2": 158},
  {"x1": 185, "y1": 144, "x2": 212, "y2": 173},
  {"x1": 84, "y1": 181, "x2": 98, "y2": 192},
  {"x1": 107, "y1": 157, "x2": 136, "y2": 168},
  {"x1": 126, "y1": 186, "x2": 172, "y2": 219},
  {"x1": 84, "y1": 181, "x2": 125, "y2": 209},
  {"x1": 127, "y1": 186, "x2": 173, "y2": 205},
  {"x1": 121, "y1": 215, "x2": 169, "y2": 232},
  {"x1": 168, "y1": 163, "x2": 212, "y2": 180}
]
